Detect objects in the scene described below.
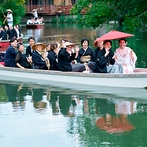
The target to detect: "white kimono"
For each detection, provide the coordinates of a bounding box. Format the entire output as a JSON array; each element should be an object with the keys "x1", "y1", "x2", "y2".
[{"x1": 115, "y1": 47, "x2": 137, "y2": 73}]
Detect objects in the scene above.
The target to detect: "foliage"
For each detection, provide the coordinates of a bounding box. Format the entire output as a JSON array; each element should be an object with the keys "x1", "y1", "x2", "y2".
[
  {"x1": 58, "y1": 15, "x2": 65, "y2": 23},
  {"x1": 65, "y1": 16, "x2": 75, "y2": 23},
  {"x1": 71, "y1": 0, "x2": 147, "y2": 32},
  {"x1": 51, "y1": 17, "x2": 58, "y2": 23},
  {"x1": 0, "y1": 0, "x2": 25, "y2": 26}
]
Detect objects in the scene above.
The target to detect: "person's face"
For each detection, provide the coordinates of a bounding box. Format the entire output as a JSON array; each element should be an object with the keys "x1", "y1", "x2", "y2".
[
  {"x1": 18, "y1": 45, "x2": 24, "y2": 52},
  {"x1": 103, "y1": 41, "x2": 111, "y2": 50},
  {"x1": 96, "y1": 41, "x2": 103, "y2": 48},
  {"x1": 29, "y1": 39, "x2": 35, "y2": 46},
  {"x1": 4, "y1": 25, "x2": 8, "y2": 30},
  {"x1": 11, "y1": 40, "x2": 18, "y2": 48},
  {"x1": 46, "y1": 44, "x2": 50, "y2": 51},
  {"x1": 36, "y1": 45, "x2": 43, "y2": 52},
  {"x1": 66, "y1": 45, "x2": 72, "y2": 52},
  {"x1": 119, "y1": 40, "x2": 127, "y2": 49},
  {"x1": 82, "y1": 40, "x2": 88, "y2": 48},
  {"x1": 61, "y1": 40, "x2": 66, "y2": 48}
]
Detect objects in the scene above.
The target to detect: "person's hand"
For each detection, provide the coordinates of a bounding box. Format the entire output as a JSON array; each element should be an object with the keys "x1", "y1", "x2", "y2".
[
  {"x1": 42, "y1": 53, "x2": 47, "y2": 59},
  {"x1": 21, "y1": 66, "x2": 25, "y2": 69},
  {"x1": 27, "y1": 56, "x2": 32, "y2": 63},
  {"x1": 105, "y1": 49, "x2": 110, "y2": 57},
  {"x1": 112, "y1": 54, "x2": 117, "y2": 60},
  {"x1": 129, "y1": 49, "x2": 134, "y2": 61},
  {"x1": 75, "y1": 46, "x2": 80, "y2": 53},
  {"x1": 122, "y1": 63, "x2": 127, "y2": 66}
]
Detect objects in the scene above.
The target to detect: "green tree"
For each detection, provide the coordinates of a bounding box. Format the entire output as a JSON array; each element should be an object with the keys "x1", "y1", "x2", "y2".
[
  {"x1": 0, "y1": 0, "x2": 26, "y2": 25},
  {"x1": 71, "y1": 0, "x2": 147, "y2": 32}
]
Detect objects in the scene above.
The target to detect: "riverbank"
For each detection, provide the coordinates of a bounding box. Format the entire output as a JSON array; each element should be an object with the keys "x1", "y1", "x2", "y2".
[{"x1": 22, "y1": 14, "x2": 78, "y2": 23}]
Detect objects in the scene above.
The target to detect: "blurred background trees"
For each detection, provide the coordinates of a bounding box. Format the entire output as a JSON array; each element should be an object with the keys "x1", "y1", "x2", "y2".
[{"x1": 71, "y1": 0, "x2": 147, "y2": 32}]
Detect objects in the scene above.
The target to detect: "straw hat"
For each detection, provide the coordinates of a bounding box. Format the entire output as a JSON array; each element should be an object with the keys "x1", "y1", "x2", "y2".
[
  {"x1": 32, "y1": 42, "x2": 46, "y2": 50},
  {"x1": 6, "y1": 9, "x2": 13, "y2": 13},
  {"x1": 65, "y1": 42, "x2": 75, "y2": 47},
  {"x1": 32, "y1": 9, "x2": 37, "y2": 12}
]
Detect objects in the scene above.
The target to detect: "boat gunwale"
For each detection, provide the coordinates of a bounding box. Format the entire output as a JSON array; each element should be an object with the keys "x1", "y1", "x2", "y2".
[
  {"x1": 0, "y1": 66, "x2": 147, "y2": 78},
  {"x1": 0, "y1": 34, "x2": 24, "y2": 43},
  {"x1": 26, "y1": 24, "x2": 44, "y2": 26}
]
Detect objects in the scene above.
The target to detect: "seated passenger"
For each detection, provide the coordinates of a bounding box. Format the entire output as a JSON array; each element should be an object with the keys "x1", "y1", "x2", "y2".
[
  {"x1": 87, "y1": 38, "x2": 104, "y2": 72},
  {"x1": 26, "y1": 37, "x2": 36, "y2": 57},
  {"x1": 94, "y1": 40, "x2": 123, "y2": 73},
  {"x1": 47, "y1": 42, "x2": 59, "y2": 70},
  {"x1": 15, "y1": 42, "x2": 32, "y2": 69},
  {"x1": 77, "y1": 38, "x2": 95, "y2": 63},
  {"x1": 38, "y1": 17, "x2": 44, "y2": 24},
  {"x1": 14, "y1": 24, "x2": 21, "y2": 38},
  {"x1": 9, "y1": 25, "x2": 17, "y2": 38},
  {"x1": 114, "y1": 38, "x2": 137, "y2": 73},
  {"x1": 60, "y1": 38, "x2": 68, "y2": 50},
  {"x1": 58, "y1": 42, "x2": 85, "y2": 72},
  {"x1": 4, "y1": 24, "x2": 13, "y2": 39},
  {"x1": 0, "y1": 25, "x2": 7, "y2": 40},
  {"x1": 34, "y1": 17, "x2": 40, "y2": 24},
  {"x1": 32, "y1": 42, "x2": 49, "y2": 70},
  {"x1": 4, "y1": 38, "x2": 18, "y2": 67},
  {"x1": 27, "y1": 17, "x2": 33, "y2": 24}
]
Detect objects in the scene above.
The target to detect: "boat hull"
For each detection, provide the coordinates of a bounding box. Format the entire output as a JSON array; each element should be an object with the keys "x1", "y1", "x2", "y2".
[
  {"x1": 0, "y1": 34, "x2": 23, "y2": 52},
  {"x1": 0, "y1": 67, "x2": 147, "y2": 89},
  {"x1": 26, "y1": 24, "x2": 44, "y2": 29}
]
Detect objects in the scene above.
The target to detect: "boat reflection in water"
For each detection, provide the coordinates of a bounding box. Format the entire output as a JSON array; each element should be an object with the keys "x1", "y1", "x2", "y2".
[{"x1": 0, "y1": 82, "x2": 147, "y2": 147}]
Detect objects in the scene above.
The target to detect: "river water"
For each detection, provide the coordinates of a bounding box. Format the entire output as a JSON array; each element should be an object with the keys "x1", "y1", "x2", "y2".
[
  {"x1": 0, "y1": 81, "x2": 147, "y2": 147},
  {"x1": 0, "y1": 24, "x2": 147, "y2": 147}
]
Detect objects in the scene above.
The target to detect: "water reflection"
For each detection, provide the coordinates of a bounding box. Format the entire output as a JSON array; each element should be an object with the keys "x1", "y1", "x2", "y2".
[
  {"x1": 0, "y1": 82, "x2": 147, "y2": 147},
  {"x1": 95, "y1": 99, "x2": 136, "y2": 133},
  {"x1": 5, "y1": 84, "x2": 27, "y2": 109}
]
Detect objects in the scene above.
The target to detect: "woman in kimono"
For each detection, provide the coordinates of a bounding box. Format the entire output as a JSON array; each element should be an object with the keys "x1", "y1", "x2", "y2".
[
  {"x1": 114, "y1": 38, "x2": 137, "y2": 73},
  {"x1": 76, "y1": 38, "x2": 95, "y2": 63}
]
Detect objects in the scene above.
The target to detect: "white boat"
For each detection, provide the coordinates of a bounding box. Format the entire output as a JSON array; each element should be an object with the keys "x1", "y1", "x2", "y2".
[
  {"x1": 0, "y1": 66, "x2": 147, "y2": 100},
  {"x1": 0, "y1": 66, "x2": 147, "y2": 88}
]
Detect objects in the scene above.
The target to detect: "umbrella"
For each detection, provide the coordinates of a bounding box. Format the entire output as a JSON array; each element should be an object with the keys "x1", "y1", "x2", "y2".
[
  {"x1": 96, "y1": 114, "x2": 135, "y2": 133},
  {"x1": 98, "y1": 30, "x2": 134, "y2": 41}
]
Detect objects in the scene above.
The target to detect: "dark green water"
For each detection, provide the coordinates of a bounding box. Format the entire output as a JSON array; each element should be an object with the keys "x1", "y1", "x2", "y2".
[
  {"x1": 0, "y1": 82, "x2": 147, "y2": 147},
  {"x1": 20, "y1": 23, "x2": 147, "y2": 68}
]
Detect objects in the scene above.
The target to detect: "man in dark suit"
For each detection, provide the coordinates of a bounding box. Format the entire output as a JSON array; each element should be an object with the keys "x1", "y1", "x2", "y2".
[
  {"x1": 4, "y1": 24, "x2": 13, "y2": 39},
  {"x1": 4, "y1": 38, "x2": 18, "y2": 67},
  {"x1": 9, "y1": 25, "x2": 17, "y2": 38},
  {"x1": 0, "y1": 25, "x2": 7, "y2": 40},
  {"x1": 26, "y1": 37, "x2": 36, "y2": 57},
  {"x1": 32, "y1": 42, "x2": 48, "y2": 69}
]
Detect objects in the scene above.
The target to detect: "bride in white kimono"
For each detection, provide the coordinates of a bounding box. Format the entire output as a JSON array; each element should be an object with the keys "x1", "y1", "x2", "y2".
[{"x1": 114, "y1": 38, "x2": 137, "y2": 73}]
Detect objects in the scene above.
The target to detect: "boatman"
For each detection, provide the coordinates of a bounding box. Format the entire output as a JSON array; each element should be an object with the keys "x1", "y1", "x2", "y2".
[
  {"x1": 4, "y1": 9, "x2": 13, "y2": 27},
  {"x1": 32, "y1": 9, "x2": 38, "y2": 19}
]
